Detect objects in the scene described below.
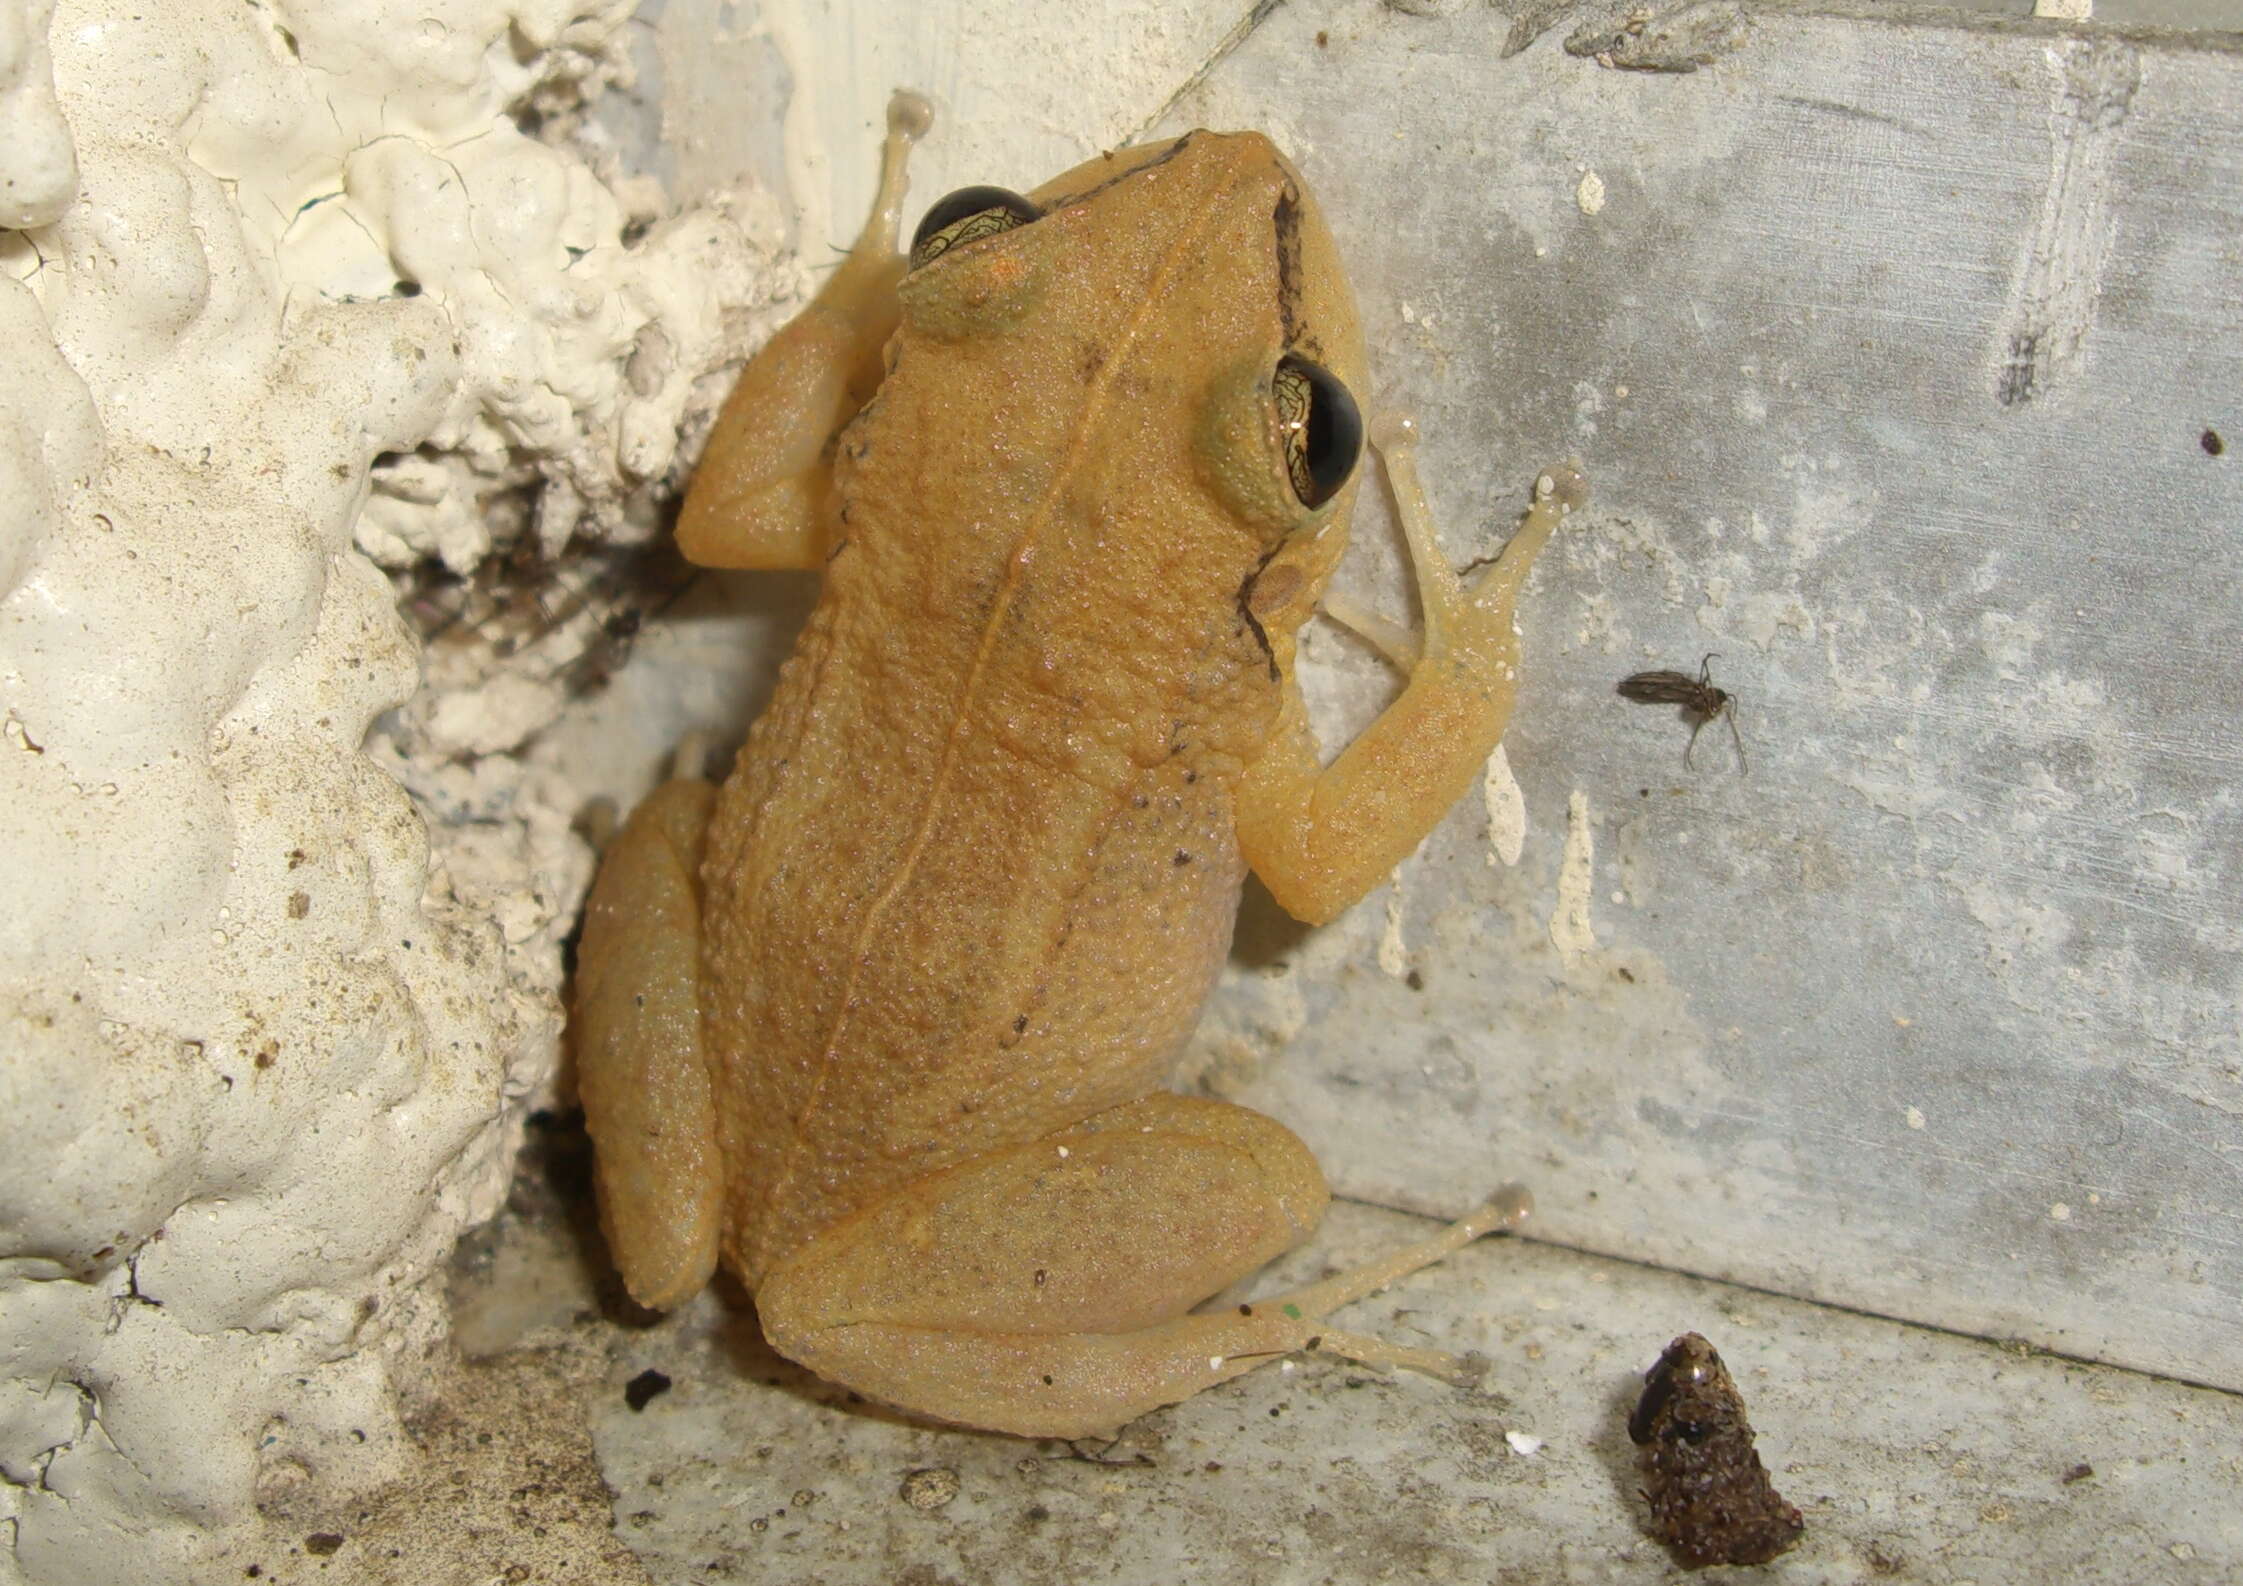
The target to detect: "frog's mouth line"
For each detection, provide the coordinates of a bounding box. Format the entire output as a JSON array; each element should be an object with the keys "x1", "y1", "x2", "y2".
[{"x1": 1236, "y1": 556, "x2": 1281, "y2": 683}]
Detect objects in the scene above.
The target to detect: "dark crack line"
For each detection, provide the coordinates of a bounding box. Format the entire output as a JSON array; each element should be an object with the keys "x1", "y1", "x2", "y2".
[{"x1": 1126, "y1": 0, "x2": 1288, "y2": 144}]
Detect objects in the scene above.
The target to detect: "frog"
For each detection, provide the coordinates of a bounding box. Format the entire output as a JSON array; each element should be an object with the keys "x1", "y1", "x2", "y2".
[{"x1": 572, "y1": 91, "x2": 1586, "y2": 1439}]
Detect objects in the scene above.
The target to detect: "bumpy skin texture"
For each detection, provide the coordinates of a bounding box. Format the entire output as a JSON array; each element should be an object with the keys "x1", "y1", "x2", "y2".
[
  {"x1": 698, "y1": 132, "x2": 1365, "y2": 1281},
  {"x1": 575, "y1": 111, "x2": 1568, "y2": 1437}
]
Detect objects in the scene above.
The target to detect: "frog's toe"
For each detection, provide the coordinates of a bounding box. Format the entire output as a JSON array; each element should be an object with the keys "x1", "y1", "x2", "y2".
[
  {"x1": 577, "y1": 795, "x2": 621, "y2": 854},
  {"x1": 1533, "y1": 459, "x2": 1591, "y2": 514},
  {"x1": 1456, "y1": 461, "x2": 1587, "y2": 619},
  {"x1": 670, "y1": 729, "x2": 718, "y2": 782}
]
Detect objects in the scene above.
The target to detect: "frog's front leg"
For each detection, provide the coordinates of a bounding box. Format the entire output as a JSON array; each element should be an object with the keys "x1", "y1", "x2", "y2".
[
  {"x1": 754, "y1": 1093, "x2": 1528, "y2": 1439},
  {"x1": 675, "y1": 91, "x2": 931, "y2": 571},
  {"x1": 1238, "y1": 421, "x2": 1587, "y2": 924},
  {"x1": 574, "y1": 767, "x2": 724, "y2": 1310}
]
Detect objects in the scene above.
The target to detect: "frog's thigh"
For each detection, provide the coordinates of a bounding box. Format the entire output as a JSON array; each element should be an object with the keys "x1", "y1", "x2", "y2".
[
  {"x1": 574, "y1": 777, "x2": 723, "y2": 1311},
  {"x1": 756, "y1": 1094, "x2": 1341, "y2": 1438}
]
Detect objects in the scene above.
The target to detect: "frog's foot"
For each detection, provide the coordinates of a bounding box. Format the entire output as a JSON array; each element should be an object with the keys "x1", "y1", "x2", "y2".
[
  {"x1": 1316, "y1": 421, "x2": 1586, "y2": 673},
  {"x1": 1340, "y1": 414, "x2": 1587, "y2": 676},
  {"x1": 754, "y1": 1095, "x2": 1528, "y2": 1439},
  {"x1": 1237, "y1": 420, "x2": 1586, "y2": 925},
  {"x1": 1251, "y1": 1183, "x2": 1532, "y2": 1387}
]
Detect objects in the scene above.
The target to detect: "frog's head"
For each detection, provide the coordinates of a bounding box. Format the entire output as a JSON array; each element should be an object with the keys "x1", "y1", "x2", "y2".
[{"x1": 899, "y1": 127, "x2": 1367, "y2": 559}]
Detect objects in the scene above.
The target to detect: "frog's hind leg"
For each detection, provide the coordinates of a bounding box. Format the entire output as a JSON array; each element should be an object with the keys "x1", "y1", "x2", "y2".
[
  {"x1": 753, "y1": 1093, "x2": 1527, "y2": 1438},
  {"x1": 574, "y1": 764, "x2": 724, "y2": 1311}
]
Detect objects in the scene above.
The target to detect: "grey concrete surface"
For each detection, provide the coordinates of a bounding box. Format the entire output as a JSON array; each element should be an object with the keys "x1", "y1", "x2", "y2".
[
  {"x1": 457, "y1": 1179, "x2": 2243, "y2": 1583},
  {"x1": 1158, "y1": 0, "x2": 2243, "y2": 1394},
  {"x1": 580, "y1": 0, "x2": 2243, "y2": 1392}
]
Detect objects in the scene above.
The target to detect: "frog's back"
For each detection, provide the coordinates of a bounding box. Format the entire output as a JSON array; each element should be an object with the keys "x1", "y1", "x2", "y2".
[{"x1": 698, "y1": 130, "x2": 1364, "y2": 1278}]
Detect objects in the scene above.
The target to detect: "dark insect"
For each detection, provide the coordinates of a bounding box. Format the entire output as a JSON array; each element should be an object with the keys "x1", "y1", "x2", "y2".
[
  {"x1": 1629, "y1": 1332, "x2": 1804, "y2": 1568},
  {"x1": 1617, "y1": 653, "x2": 1745, "y2": 771}
]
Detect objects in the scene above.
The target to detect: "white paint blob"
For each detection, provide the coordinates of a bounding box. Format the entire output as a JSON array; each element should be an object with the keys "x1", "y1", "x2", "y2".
[{"x1": 0, "y1": 1, "x2": 785, "y2": 1576}]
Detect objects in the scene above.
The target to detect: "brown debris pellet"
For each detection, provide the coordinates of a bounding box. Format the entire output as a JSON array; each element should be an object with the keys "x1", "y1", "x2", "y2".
[{"x1": 1629, "y1": 1332, "x2": 1804, "y2": 1567}]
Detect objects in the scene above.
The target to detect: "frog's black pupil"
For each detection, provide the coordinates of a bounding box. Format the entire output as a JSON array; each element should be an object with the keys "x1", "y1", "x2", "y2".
[
  {"x1": 910, "y1": 185, "x2": 1040, "y2": 267},
  {"x1": 1277, "y1": 354, "x2": 1362, "y2": 509}
]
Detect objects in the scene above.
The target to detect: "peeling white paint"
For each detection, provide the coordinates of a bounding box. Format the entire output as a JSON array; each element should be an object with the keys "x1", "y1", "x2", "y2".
[
  {"x1": 1379, "y1": 889, "x2": 1411, "y2": 979},
  {"x1": 1481, "y1": 743, "x2": 1526, "y2": 867},
  {"x1": 0, "y1": 0, "x2": 784, "y2": 1576},
  {"x1": 0, "y1": 0, "x2": 74, "y2": 228},
  {"x1": 1549, "y1": 791, "x2": 1598, "y2": 957}
]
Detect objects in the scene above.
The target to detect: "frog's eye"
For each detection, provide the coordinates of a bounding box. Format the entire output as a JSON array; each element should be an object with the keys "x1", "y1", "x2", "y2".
[
  {"x1": 910, "y1": 186, "x2": 1040, "y2": 269},
  {"x1": 1273, "y1": 354, "x2": 1362, "y2": 510}
]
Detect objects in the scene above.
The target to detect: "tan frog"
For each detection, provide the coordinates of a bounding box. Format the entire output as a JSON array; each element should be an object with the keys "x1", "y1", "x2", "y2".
[{"x1": 574, "y1": 93, "x2": 1585, "y2": 1438}]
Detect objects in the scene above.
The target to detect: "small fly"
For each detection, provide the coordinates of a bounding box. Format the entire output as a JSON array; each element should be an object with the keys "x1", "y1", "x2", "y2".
[{"x1": 1617, "y1": 653, "x2": 1745, "y2": 771}]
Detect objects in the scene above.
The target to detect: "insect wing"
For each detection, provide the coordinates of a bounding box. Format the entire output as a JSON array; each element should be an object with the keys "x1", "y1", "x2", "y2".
[{"x1": 1616, "y1": 669, "x2": 1703, "y2": 705}]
